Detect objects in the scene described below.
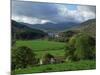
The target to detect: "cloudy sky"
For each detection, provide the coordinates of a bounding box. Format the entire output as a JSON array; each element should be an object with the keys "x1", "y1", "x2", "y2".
[{"x1": 12, "y1": 0, "x2": 96, "y2": 24}]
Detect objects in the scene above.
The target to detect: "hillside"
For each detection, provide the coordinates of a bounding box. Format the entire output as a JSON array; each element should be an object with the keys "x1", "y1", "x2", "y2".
[
  {"x1": 11, "y1": 20, "x2": 47, "y2": 40},
  {"x1": 58, "y1": 19, "x2": 96, "y2": 42},
  {"x1": 78, "y1": 19, "x2": 96, "y2": 38}
]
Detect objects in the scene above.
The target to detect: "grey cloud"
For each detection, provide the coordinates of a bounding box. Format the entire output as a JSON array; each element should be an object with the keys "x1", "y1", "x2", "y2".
[
  {"x1": 12, "y1": 1, "x2": 58, "y2": 19},
  {"x1": 12, "y1": 1, "x2": 96, "y2": 24}
]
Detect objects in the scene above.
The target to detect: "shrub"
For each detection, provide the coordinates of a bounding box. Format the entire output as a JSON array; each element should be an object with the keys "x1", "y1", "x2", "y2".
[
  {"x1": 42, "y1": 53, "x2": 54, "y2": 64},
  {"x1": 74, "y1": 33, "x2": 95, "y2": 60},
  {"x1": 11, "y1": 46, "x2": 36, "y2": 70}
]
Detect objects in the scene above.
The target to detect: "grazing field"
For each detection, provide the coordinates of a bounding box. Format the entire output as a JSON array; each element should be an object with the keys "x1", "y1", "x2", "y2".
[
  {"x1": 13, "y1": 60, "x2": 96, "y2": 74},
  {"x1": 35, "y1": 49, "x2": 65, "y2": 58},
  {"x1": 15, "y1": 40, "x2": 66, "y2": 58}
]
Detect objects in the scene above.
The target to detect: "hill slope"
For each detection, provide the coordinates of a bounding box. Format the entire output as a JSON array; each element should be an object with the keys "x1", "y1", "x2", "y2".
[
  {"x1": 59, "y1": 19, "x2": 96, "y2": 42},
  {"x1": 11, "y1": 20, "x2": 47, "y2": 40},
  {"x1": 78, "y1": 19, "x2": 96, "y2": 37}
]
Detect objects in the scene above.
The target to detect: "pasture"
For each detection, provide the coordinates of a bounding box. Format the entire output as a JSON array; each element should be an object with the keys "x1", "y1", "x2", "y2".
[
  {"x1": 15, "y1": 40, "x2": 66, "y2": 58},
  {"x1": 13, "y1": 40, "x2": 96, "y2": 75}
]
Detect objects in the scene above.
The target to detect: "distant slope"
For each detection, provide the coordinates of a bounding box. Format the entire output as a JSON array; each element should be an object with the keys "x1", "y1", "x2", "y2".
[
  {"x1": 11, "y1": 20, "x2": 47, "y2": 40},
  {"x1": 60, "y1": 19, "x2": 96, "y2": 41},
  {"x1": 22, "y1": 22, "x2": 79, "y2": 32},
  {"x1": 78, "y1": 19, "x2": 96, "y2": 37}
]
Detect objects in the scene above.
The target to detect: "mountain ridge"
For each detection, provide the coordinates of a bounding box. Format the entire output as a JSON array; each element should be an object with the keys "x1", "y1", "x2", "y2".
[{"x1": 20, "y1": 21, "x2": 80, "y2": 32}]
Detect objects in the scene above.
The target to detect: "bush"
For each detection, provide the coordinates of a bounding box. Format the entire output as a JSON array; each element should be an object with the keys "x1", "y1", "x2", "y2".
[
  {"x1": 74, "y1": 33, "x2": 95, "y2": 60},
  {"x1": 42, "y1": 53, "x2": 54, "y2": 64},
  {"x1": 11, "y1": 46, "x2": 36, "y2": 70},
  {"x1": 65, "y1": 33, "x2": 96, "y2": 61}
]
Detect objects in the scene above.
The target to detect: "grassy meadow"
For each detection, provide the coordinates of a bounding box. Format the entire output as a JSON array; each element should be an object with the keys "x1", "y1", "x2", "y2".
[
  {"x1": 15, "y1": 40, "x2": 66, "y2": 58},
  {"x1": 12, "y1": 39, "x2": 96, "y2": 75}
]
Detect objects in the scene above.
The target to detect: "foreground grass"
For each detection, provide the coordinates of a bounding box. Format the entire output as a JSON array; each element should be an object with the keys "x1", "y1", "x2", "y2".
[{"x1": 13, "y1": 60, "x2": 96, "y2": 74}]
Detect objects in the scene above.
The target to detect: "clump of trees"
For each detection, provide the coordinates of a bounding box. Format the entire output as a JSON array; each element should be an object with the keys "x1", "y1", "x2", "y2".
[
  {"x1": 15, "y1": 30, "x2": 47, "y2": 40},
  {"x1": 11, "y1": 46, "x2": 36, "y2": 70},
  {"x1": 60, "y1": 30, "x2": 78, "y2": 42},
  {"x1": 65, "y1": 33, "x2": 96, "y2": 61},
  {"x1": 48, "y1": 30, "x2": 78, "y2": 42}
]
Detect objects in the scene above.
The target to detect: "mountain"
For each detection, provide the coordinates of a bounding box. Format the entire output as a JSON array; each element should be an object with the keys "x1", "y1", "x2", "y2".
[
  {"x1": 21, "y1": 22, "x2": 79, "y2": 32},
  {"x1": 59, "y1": 19, "x2": 96, "y2": 42},
  {"x1": 11, "y1": 20, "x2": 47, "y2": 40}
]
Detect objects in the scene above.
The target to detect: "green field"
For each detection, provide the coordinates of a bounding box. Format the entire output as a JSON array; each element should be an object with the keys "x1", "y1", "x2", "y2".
[
  {"x1": 13, "y1": 60, "x2": 96, "y2": 74},
  {"x1": 15, "y1": 40, "x2": 66, "y2": 58},
  {"x1": 14, "y1": 40, "x2": 96, "y2": 75}
]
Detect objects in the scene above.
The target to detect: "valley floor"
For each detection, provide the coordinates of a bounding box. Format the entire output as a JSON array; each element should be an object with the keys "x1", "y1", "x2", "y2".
[{"x1": 15, "y1": 40, "x2": 66, "y2": 58}]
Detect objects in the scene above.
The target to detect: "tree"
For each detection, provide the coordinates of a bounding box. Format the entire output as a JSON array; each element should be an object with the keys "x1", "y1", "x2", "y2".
[
  {"x1": 65, "y1": 33, "x2": 95, "y2": 61},
  {"x1": 12, "y1": 46, "x2": 36, "y2": 70},
  {"x1": 74, "y1": 33, "x2": 95, "y2": 60}
]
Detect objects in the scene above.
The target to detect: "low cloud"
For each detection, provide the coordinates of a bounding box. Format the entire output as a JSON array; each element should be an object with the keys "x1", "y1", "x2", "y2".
[{"x1": 12, "y1": 16, "x2": 56, "y2": 24}]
